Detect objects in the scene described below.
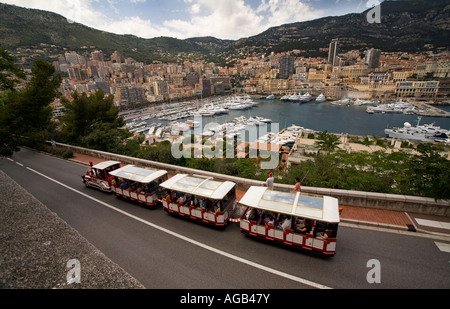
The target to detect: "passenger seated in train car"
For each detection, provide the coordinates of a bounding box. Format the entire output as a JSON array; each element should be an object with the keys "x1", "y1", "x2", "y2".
[
  {"x1": 313, "y1": 221, "x2": 328, "y2": 238},
  {"x1": 197, "y1": 197, "x2": 206, "y2": 209},
  {"x1": 317, "y1": 223, "x2": 337, "y2": 240},
  {"x1": 294, "y1": 217, "x2": 311, "y2": 234},
  {"x1": 139, "y1": 184, "x2": 152, "y2": 194},
  {"x1": 191, "y1": 196, "x2": 198, "y2": 207},
  {"x1": 212, "y1": 201, "x2": 222, "y2": 214},
  {"x1": 255, "y1": 210, "x2": 266, "y2": 225},
  {"x1": 276, "y1": 215, "x2": 292, "y2": 231},
  {"x1": 159, "y1": 187, "x2": 168, "y2": 197},
  {"x1": 129, "y1": 181, "x2": 138, "y2": 191},
  {"x1": 275, "y1": 214, "x2": 285, "y2": 230},
  {"x1": 111, "y1": 177, "x2": 118, "y2": 187},
  {"x1": 245, "y1": 208, "x2": 258, "y2": 221},
  {"x1": 262, "y1": 213, "x2": 275, "y2": 227},
  {"x1": 164, "y1": 192, "x2": 172, "y2": 203},
  {"x1": 173, "y1": 191, "x2": 180, "y2": 199},
  {"x1": 202, "y1": 198, "x2": 213, "y2": 211},
  {"x1": 119, "y1": 178, "x2": 129, "y2": 188},
  {"x1": 207, "y1": 200, "x2": 216, "y2": 212},
  {"x1": 177, "y1": 193, "x2": 188, "y2": 205},
  {"x1": 148, "y1": 181, "x2": 158, "y2": 192}
]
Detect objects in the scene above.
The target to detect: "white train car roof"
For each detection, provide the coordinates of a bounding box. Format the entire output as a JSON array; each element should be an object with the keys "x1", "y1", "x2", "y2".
[
  {"x1": 159, "y1": 174, "x2": 236, "y2": 200},
  {"x1": 109, "y1": 165, "x2": 167, "y2": 184},
  {"x1": 92, "y1": 160, "x2": 121, "y2": 170},
  {"x1": 239, "y1": 186, "x2": 340, "y2": 223}
]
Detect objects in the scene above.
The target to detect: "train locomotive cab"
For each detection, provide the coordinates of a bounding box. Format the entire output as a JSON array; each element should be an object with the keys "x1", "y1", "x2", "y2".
[{"x1": 82, "y1": 160, "x2": 121, "y2": 192}]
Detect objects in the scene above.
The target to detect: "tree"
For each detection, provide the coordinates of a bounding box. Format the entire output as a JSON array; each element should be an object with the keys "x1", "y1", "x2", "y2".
[
  {"x1": 136, "y1": 141, "x2": 186, "y2": 166},
  {"x1": 60, "y1": 89, "x2": 124, "y2": 144},
  {"x1": 0, "y1": 50, "x2": 26, "y2": 156},
  {"x1": 0, "y1": 58, "x2": 61, "y2": 156},
  {"x1": 18, "y1": 59, "x2": 61, "y2": 140},
  {"x1": 0, "y1": 49, "x2": 25, "y2": 92},
  {"x1": 410, "y1": 144, "x2": 450, "y2": 200},
  {"x1": 314, "y1": 131, "x2": 341, "y2": 153}
]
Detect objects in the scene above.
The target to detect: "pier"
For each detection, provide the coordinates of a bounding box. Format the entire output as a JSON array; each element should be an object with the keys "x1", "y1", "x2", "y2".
[{"x1": 411, "y1": 101, "x2": 450, "y2": 118}]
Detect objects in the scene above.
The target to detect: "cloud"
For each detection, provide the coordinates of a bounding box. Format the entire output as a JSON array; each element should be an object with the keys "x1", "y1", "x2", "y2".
[
  {"x1": 162, "y1": 0, "x2": 323, "y2": 40},
  {"x1": 164, "y1": 0, "x2": 265, "y2": 40},
  {"x1": 1, "y1": 0, "x2": 108, "y2": 27},
  {"x1": 98, "y1": 16, "x2": 183, "y2": 39},
  {"x1": 257, "y1": 0, "x2": 323, "y2": 27},
  {"x1": 1, "y1": 0, "x2": 324, "y2": 40}
]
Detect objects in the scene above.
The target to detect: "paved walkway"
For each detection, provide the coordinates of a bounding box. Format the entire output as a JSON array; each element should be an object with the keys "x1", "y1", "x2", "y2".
[{"x1": 71, "y1": 152, "x2": 450, "y2": 237}]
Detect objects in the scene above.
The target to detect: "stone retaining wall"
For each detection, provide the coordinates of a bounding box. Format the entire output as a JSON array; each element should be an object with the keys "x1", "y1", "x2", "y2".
[{"x1": 55, "y1": 142, "x2": 450, "y2": 217}]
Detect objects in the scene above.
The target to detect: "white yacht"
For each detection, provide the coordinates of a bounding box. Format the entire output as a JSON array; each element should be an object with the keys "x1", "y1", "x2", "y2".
[
  {"x1": 299, "y1": 92, "x2": 313, "y2": 102},
  {"x1": 366, "y1": 100, "x2": 418, "y2": 114},
  {"x1": 280, "y1": 94, "x2": 291, "y2": 101},
  {"x1": 289, "y1": 93, "x2": 301, "y2": 101},
  {"x1": 255, "y1": 116, "x2": 272, "y2": 123},
  {"x1": 384, "y1": 117, "x2": 449, "y2": 143},
  {"x1": 316, "y1": 93, "x2": 326, "y2": 102},
  {"x1": 353, "y1": 98, "x2": 373, "y2": 106}
]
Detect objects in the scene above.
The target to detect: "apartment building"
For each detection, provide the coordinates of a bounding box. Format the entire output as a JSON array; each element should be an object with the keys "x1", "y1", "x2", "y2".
[
  {"x1": 117, "y1": 86, "x2": 145, "y2": 106},
  {"x1": 279, "y1": 55, "x2": 295, "y2": 79},
  {"x1": 395, "y1": 81, "x2": 440, "y2": 98}
]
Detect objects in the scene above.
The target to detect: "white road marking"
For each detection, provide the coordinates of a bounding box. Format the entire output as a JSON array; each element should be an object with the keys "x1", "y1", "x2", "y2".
[
  {"x1": 26, "y1": 166, "x2": 332, "y2": 289},
  {"x1": 434, "y1": 242, "x2": 450, "y2": 253},
  {"x1": 415, "y1": 218, "x2": 450, "y2": 230},
  {"x1": 15, "y1": 162, "x2": 24, "y2": 166}
]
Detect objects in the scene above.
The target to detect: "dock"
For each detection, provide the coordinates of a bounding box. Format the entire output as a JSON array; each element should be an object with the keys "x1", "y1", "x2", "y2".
[{"x1": 411, "y1": 101, "x2": 450, "y2": 118}]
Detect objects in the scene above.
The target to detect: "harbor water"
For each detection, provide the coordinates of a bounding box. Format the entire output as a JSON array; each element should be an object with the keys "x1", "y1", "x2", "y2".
[
  {"x1": 129, "y1": 98, "x2": 450, "y2": 138},
  {"x1": 190, "y1": 99, "x2": 450, "y2": 137}
]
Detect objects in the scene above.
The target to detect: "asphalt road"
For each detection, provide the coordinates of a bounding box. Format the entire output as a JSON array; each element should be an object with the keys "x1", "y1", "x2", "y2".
[{"x1": 1, "y1": 148, "x2": 449, "y2": 290}]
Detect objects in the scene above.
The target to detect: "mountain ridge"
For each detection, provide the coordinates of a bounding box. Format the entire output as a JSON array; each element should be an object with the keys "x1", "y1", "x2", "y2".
[{"x1": 0, "y1": 0, "x2": 449, "y2": 64}]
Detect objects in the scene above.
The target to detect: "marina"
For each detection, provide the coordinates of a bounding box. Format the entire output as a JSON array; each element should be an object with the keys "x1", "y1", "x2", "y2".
[
  {"x1": 121, "y1": 95, "x2": 450, "y2": 146},
  {"x1": 365, "y1": 99, "x2": 450, "y2": 117}
]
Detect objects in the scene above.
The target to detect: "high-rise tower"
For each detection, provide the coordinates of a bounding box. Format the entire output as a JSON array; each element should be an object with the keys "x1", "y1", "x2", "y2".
[
  {"x1": 365, "y1": 48, "x2": 381, "y2": 69},
  {"x1": 328, "y1": 38, "x2": 340, "y2": 67},
  {"x1": 279, "y1": 55, "x2": 294, "y2": 79}
]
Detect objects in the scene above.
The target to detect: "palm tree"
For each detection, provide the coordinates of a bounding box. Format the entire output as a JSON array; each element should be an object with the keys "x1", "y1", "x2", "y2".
[{"x1": 314, "y1": 131, "x2": 341, "y2": 153}]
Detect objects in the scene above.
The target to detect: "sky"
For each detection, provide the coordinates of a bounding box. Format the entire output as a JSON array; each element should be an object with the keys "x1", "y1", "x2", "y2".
[{"x1": 0, "y1": 0, "x2": 376, "y2": 40}]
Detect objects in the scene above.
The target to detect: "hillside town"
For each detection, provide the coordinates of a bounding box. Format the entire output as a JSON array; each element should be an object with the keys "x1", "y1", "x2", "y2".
[{"x1": 9, "y1": 38, "x2": 450, "y2": 115}]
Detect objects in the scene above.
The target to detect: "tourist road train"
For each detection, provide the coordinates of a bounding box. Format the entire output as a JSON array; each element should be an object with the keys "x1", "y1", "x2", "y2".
[{"x1": 82, "y1": 160, "x2": 340, "y2": 256}]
